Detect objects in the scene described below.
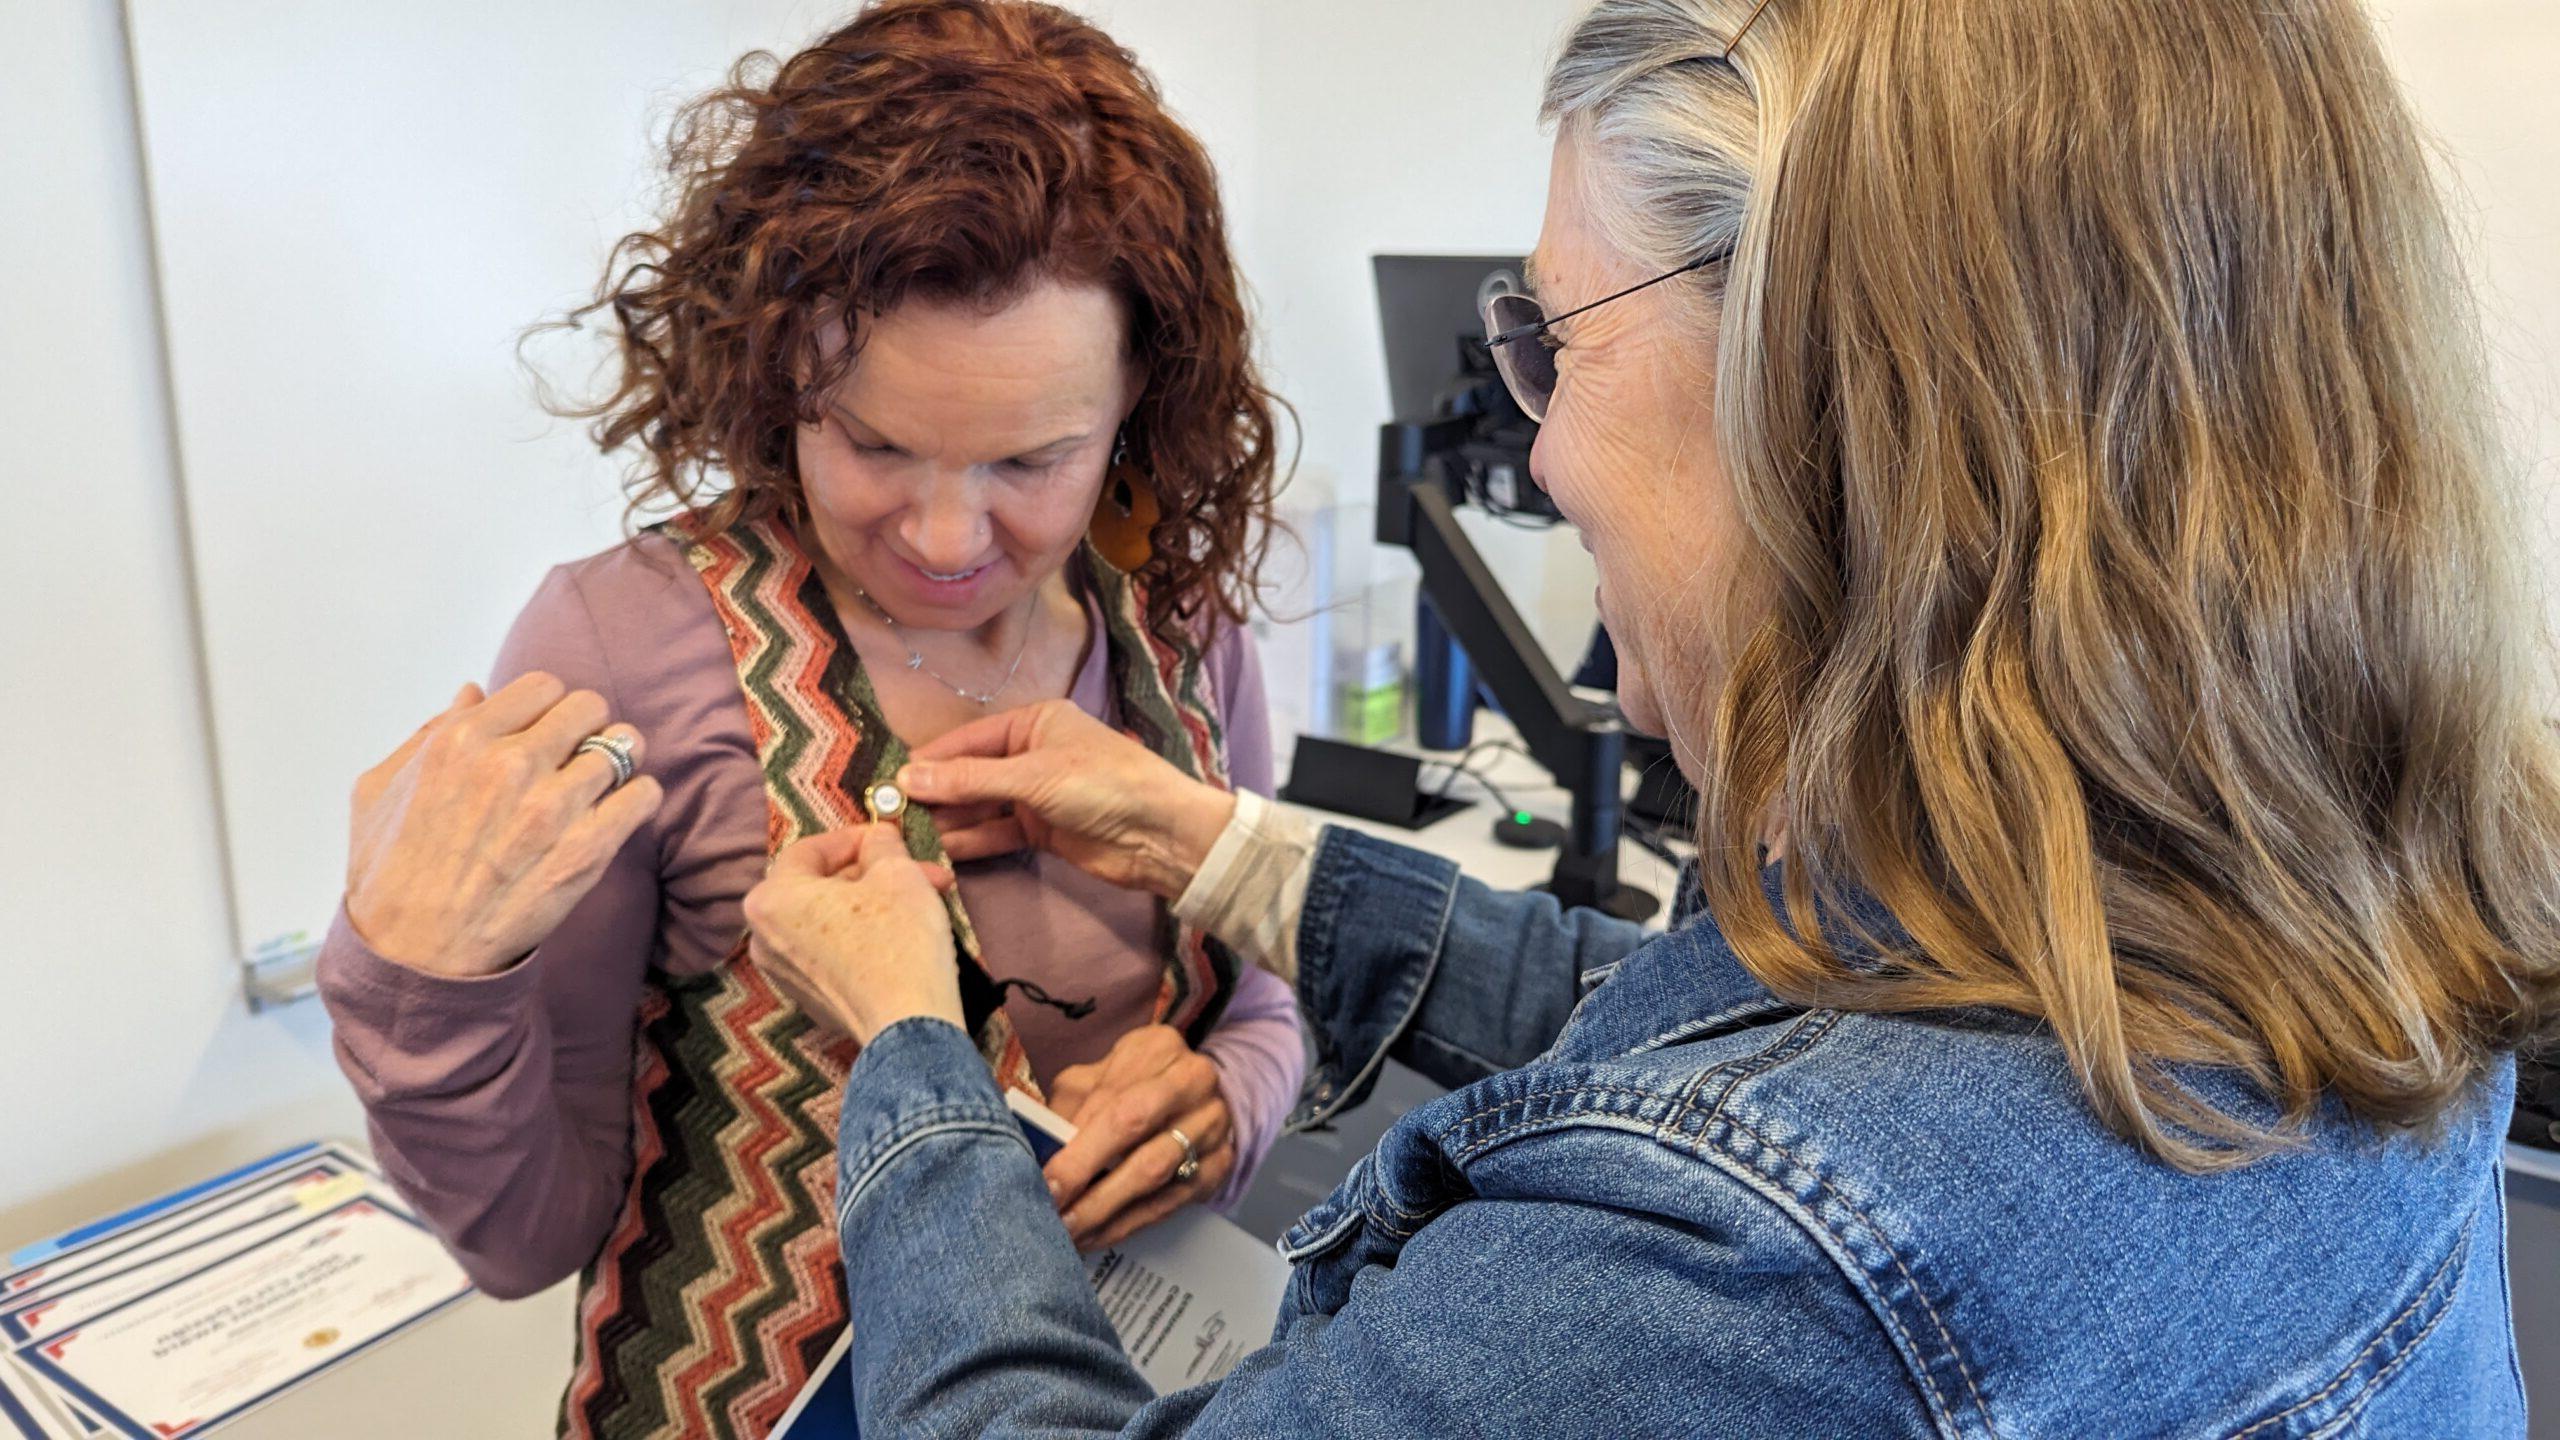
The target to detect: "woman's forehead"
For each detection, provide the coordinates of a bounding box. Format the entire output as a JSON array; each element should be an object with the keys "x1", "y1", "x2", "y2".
[{"x1": 817, "y1": 288, "x2": 1131, "y2": 440}]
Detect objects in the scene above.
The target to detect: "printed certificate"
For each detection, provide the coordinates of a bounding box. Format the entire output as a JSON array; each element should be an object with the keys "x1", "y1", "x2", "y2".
[
  {"x1": 13, "y1": 1198, "x2": 470, "y2": 1440},
  {"x1": 1, "y1": 1165, "x2": 373, "y2": 1346}
]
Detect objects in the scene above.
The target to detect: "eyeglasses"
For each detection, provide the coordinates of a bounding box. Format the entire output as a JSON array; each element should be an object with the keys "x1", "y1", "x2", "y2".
[{"x1": 1478, "y1": 248, "x2": 1731, "y2": 423}]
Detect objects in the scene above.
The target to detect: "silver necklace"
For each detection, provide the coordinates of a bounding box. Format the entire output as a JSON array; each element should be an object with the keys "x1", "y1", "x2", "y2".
[{"x1": 851, "y1": 588, "x2": 1037, "y2": 706}]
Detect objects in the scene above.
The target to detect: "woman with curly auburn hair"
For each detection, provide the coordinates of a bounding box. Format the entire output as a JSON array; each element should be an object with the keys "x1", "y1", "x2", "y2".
[{"x1": 315, "y1": 2, "x2": 1301, "y2": 1433}]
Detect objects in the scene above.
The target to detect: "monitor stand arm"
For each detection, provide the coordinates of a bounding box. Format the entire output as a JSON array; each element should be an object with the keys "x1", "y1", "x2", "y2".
[{"x1": 1377, "y1": 419, "x2": 1660, "y2": 922}]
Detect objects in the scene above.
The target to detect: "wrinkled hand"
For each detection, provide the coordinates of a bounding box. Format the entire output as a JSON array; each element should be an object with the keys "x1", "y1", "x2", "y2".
[
  {"x1": 1043, "y1": 1025, "x2": 1235, "y2": 1252},
  {"x1": 345, "y1": 673, "x2": 664, "y2": 979},
  {"x1": 898, "y1": 700, "x2": 1235, "y2": 901},
  {"x1": 743, "y1": 824, "x2": 964, "y2": 1047}
]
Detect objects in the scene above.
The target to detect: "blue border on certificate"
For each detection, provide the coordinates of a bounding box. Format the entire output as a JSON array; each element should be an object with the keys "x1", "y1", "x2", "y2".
[
  {"x1": 0, "y1": 1161, "x2": 365, "y2": 1347},
  {"x1": 0, "y1": 1365, "x2": 48, "y2": 1440},
  {"x1": 11, "y1": 1199, "x2": 472, "y2": 1440},
  {"x1": 0, "y1": 1144, "x2": 367, "y2": 1310},
  {"x1": 2, "y1": 1146, "x2": 328, "y2": 1275}
]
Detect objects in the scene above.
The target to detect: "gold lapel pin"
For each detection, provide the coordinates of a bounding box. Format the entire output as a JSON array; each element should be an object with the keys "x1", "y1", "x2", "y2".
[{"x1": 866, "y1": 781, "x2": 908, "y2": 821}]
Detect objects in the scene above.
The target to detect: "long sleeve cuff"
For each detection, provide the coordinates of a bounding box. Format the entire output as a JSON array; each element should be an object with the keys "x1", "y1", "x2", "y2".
[{"x1": 1173, "y1": 791, "x2": 1323, "y2": 983}]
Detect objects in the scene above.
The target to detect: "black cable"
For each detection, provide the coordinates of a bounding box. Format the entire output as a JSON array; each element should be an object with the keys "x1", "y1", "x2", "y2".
[
  {"x1": 1425, "y1": 740, "x2": 1505, "y2": 797},
  {"x1": 1421, "y1": 751, "x2": 1527, "y2": 819},
  {"x1": 1423, "y1": 738, "x2": 1534, "y2": 798}
]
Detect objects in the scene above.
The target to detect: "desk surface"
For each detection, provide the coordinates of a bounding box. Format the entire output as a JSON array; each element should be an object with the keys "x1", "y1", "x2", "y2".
[{"x1": 1297, "y1": 717, "x2": 1688, "y2": 910}]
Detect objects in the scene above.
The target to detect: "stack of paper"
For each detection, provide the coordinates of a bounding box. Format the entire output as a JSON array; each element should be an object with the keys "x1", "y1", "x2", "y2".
[{"x1": 0, "y1": 1142, "x2": 473, "y2": 1439}]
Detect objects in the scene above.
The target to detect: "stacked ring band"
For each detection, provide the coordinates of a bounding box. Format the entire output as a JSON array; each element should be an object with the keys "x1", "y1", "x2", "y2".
[
  {"x1": 577, "y1": 732, "x2": 638, "y2": 789},
  {"x1": 1168, "y1": 1126, "x2": 1201, "y2": 1184}
]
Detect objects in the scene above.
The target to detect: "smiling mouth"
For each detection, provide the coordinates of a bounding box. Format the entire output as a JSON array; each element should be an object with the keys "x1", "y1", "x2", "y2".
[{"x1": 909, "y1": 559, "x2": 993, "y2": 584}]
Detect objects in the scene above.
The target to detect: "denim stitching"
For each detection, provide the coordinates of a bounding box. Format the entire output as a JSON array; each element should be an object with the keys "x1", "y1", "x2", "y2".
[
  {"x1": 2303, "y1": 1274, "x2": 2460, "y2": 1440},
  {"x1": 1625, "y1": 1001, "x2": 1804, "y2": 1058},
  {"x1": 1722, "y1": 1112, "x2": 1999, "y2": 1440},
  {"x1": 2494, "y1": 1177, "x2": 2528, "y2": 1410},
  {"x1": 1367, "y1": 1174, "x2": 1441, "y2": 1226},
  {"x1": 1439, "y1": 1084, "x2": 1686, "y2": 1164},
  {"x1": 1683, "y1": 1011, "x2": 1842, "y2": 1129},
  {"x1": 1447, "y1": 1105, "x2": 1679, "y2": 1167},
  {"x1": 1303, "y1": 851, "x2": 1461, "y2": 1128},
  {"x1": 1676, "y1": 1113, "x2": 1964, "y2": 1434},
  {"x1": 835, "y1": 1117, "x2": 1030, "y2": 1232},
  {"x1": 1278, "y1": 1207, "x2": 1365, "y2": 1262},
  {"x1": 1413, "y1": 1059, "x2": 1988, "y2": 1434},
  {"x1": 837, "y1": 1098, "x2": 1023, "y2": 1190},
  {"x1": 2227, "y1": 1216, "x2": 2472, "y2": 1440}
]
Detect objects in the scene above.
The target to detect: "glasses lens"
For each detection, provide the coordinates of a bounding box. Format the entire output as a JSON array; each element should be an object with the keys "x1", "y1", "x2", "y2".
[{"x1": 1483, "y1": 292, "x2": 1555, "y2": 422}]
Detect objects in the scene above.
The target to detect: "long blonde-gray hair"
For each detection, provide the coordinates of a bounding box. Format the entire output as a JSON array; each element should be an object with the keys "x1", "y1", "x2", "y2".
[{"x1": 1548, "y1": 0, "x2": 2560, "y2": 1167}]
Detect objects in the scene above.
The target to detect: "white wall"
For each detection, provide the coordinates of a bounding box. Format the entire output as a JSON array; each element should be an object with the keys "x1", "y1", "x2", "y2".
[
  {"x1": 1241, "y1": 0, "x2": 1603, "y2": 716},
  {"x1": 2370, "y1": 0, "x2": 2560, "y2": 645},
  {"x1": 0, "y1": 0, "x2": 358, "y2": 1238}
]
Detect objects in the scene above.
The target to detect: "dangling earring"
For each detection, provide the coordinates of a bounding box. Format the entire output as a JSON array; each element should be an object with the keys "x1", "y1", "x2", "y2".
[{"x1": 1088, "y1": 430, "x2": 1161, "y2": 573}]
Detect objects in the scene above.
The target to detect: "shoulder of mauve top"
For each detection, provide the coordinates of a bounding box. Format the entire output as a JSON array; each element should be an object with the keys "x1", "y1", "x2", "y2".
[
  {"x1": 503, "y1": 532, "x2": 735, "y2": 718},
  {"x1": 505, "y1": 533, "x2": 771, "y2": 980}
]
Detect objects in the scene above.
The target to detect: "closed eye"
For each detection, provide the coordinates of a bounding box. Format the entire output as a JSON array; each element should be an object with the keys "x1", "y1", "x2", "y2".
[{"x1": 999, "y1": 439, "x2": 1087, "y2": 475}]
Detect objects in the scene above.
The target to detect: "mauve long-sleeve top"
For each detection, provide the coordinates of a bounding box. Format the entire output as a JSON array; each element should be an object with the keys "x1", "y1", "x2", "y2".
[{"x1": 315, "y1": 535, "x2": 1305, "y2": 1299}]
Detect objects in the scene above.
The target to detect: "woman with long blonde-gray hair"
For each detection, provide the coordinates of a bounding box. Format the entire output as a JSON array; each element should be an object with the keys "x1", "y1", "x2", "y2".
[{"x1": 732, "y1": 0, "x2": 2557, "y2": 1432}]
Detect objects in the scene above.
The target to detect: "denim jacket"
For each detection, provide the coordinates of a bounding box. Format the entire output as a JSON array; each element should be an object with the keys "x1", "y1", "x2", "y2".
[{"x1": 833, "y1": 828, "x2": 2525, "y2": 1437}]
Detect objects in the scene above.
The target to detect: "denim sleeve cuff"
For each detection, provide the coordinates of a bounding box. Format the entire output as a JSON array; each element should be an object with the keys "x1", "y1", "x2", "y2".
[
  {"x1": 835, "y1": 1017, "x2": 1029, "y2": 1229},
  {"x1": 1287, "y1": 828, "x2": 1463, "y2": 1131}
]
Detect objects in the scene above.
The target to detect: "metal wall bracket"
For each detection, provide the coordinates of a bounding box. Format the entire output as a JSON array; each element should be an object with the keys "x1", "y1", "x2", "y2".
[{"x1": 241, "y1": 936, "x2": 321, "y2": 1011}]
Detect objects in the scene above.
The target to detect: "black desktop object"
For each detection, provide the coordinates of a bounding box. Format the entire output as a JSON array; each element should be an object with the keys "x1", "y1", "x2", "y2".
[
  {"x1": 1281, "y1": 735, "x2": 1471, "y2": 830},
  {"x1": 1360, "y1": 255, "x2": 1668, "y2": 922}
]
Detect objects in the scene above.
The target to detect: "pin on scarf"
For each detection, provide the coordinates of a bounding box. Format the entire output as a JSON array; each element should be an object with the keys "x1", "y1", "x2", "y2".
[{"x1": 866, "y1": 781, "x2": 908, "y2": 821}]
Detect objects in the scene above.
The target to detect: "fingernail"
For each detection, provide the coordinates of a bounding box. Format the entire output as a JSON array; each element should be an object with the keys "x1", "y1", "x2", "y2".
[{"x1": 900, "y1": 763, "x2": 931, "y2": 791}]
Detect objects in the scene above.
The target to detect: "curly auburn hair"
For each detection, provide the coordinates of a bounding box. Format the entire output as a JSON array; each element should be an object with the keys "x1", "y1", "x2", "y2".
[{"x1": 553, "y1": 0, "x2": 1282, "y2": 636}]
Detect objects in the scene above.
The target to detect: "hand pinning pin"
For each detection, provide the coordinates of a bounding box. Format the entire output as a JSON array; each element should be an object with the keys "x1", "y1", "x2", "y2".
[{"x1": 866, "y1": 782, "x2": 908, "y2": 821}]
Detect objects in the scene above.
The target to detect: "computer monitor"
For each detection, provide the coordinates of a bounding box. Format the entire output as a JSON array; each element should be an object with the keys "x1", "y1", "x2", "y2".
[{"x1": 1373, "y1": 254, "x2": 1525, "y2": 425}]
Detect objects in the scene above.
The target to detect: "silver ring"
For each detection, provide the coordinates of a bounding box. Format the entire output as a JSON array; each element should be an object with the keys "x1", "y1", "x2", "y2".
[
  {"x1": 1167, "y1": 1126, "x2": 1199, "y2": 1184},
  {"x1": 575, "y1": 732, "x2": 637, "y2": 789}
]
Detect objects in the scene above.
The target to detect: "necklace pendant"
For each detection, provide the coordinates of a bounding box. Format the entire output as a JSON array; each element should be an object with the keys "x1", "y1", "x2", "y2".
[{"x1": 905, "y1": 652, "x2": 925, "y2": 671}]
